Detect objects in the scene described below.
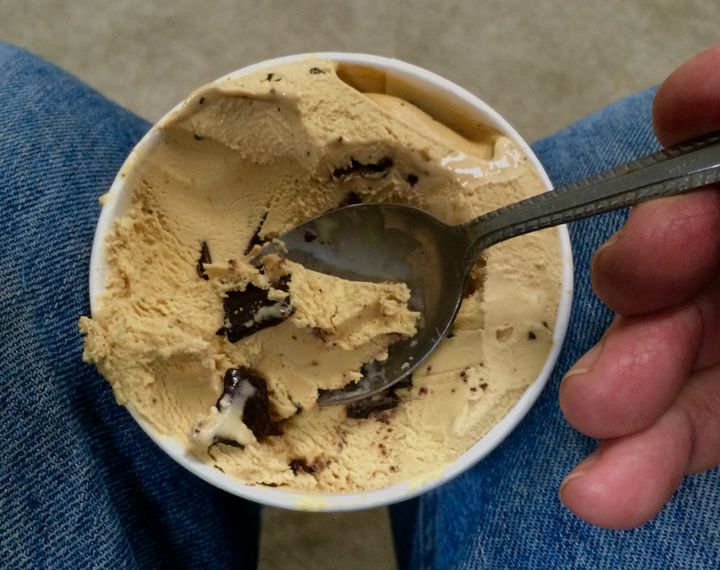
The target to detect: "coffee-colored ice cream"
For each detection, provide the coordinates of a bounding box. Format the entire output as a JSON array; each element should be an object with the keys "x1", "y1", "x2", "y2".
[{"x1": 80, "y1": 58, "x2": 562, "y2": 492}]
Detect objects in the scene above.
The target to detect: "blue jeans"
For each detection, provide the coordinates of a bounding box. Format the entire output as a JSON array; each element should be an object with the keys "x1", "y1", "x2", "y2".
[{"x1": 1, "y1": 43, "x2": 717, "y2": 569}]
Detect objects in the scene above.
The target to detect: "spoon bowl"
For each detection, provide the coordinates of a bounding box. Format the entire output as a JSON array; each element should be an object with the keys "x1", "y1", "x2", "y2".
[{"x1": 261, "y1": 204, "x2": 470, "y2": 406}]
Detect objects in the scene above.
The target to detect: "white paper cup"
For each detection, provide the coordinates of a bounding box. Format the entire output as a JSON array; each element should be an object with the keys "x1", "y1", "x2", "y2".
[{"x1": 89, "y1": 52, "x2": 573, "y2": 512}]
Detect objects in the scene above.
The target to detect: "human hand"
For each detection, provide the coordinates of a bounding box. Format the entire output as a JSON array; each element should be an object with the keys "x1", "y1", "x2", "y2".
[{"x1": 558, "y1": 44, "x2": 720, "y2": 529}]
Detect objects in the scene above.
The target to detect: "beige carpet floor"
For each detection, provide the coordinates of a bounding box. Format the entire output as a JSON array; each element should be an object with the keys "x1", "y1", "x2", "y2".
[{"x1": 3, "y1": 1, "x2": 717, "y2": 568}]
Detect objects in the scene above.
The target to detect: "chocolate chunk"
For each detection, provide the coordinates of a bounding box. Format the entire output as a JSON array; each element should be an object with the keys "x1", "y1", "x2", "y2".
[
  {"x1": 289, "y1": 458, "x2": 316, "y2": 475},
  {"x1": 332, "y1": 157, "x2": 393, "y2": 179},
  {"x1": 219, "y1": 277, "x2": 293, "y2": 342},
  {"x1": 346, "y1": 390, "x2": 400, "y2": 419},
  {"x1": 527, "y1": 331, "x2": 537, "y2": 340},
  {"x1": 244, "y1": 211, "x2": 268, "y2": 254},
  {"x1": 479, "y1": 382, "x2": 488, "y2": 391},
  {"x1": 309, "y1": 67, "x2": 326, "y2": 74},
  {"x1": 390, "y1": 374, "x2": 413, "y2": 392},
  {"x1": 406, "y1": 173, "x2": 419, "y2": 186},
  {"x1": 213, "y1": 437, "x2": 244, "y2": 449},
  {"x1": 196, "y1": 241, "x2": 212, "y2": 280},
  {"x1": 222, "y1": 367, "x2": 282, "y2": 441},
  {"x1": 198, "y1": 96, "x2": 206, "y2": 105},
  {"x1": 542, "y1": 321, "x2": 550, "y2": 329},
  {"x1": 265, "y1": 73, "x2": 275, "y2": 81},
  {"x1": 312, "y1": 327, "x2": 329, "y2": 341},
  {"x1": 304, "y1": 229, "x2": 317, "y2": 243}
]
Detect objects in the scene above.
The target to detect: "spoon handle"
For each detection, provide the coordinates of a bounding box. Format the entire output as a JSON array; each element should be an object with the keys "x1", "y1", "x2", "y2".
[{"x1": 462, "y1": 130, "x2": 720, "y2": 256}]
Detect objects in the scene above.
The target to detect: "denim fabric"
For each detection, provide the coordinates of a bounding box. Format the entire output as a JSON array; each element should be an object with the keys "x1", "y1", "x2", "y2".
[
  {"x1": 401, "y1": 91, "x2": 720, "y2": 569},
  {"x1": 0, "y1": 43, "x2": 259, "y2": 569},
  {"x1": 2, "y1": 42, "x2": 719, "y2": 570}
]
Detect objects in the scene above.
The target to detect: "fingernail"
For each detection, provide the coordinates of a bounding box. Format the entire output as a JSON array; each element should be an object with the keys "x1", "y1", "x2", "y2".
[
  {"x1": 563, "y1": 340, "x2": 604, "y2": 379},
  {"x1": 559, "y1": 471, "x2": 586, "y2": 498},
  {"x1": 559, "y1": 452, "x2": 602, "y2": 498},
  {"x1": 594, "y1": 230, "x2": 621, "y2": 256}
]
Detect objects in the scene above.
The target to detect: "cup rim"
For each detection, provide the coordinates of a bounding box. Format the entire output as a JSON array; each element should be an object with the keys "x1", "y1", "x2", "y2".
[{"x1": 89, "y1": 51, "x2": 574, "y2": 512}]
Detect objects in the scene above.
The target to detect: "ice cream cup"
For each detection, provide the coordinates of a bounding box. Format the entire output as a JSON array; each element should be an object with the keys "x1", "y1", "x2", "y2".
[{"x1": 89, "y1": 52, "x2": 573, "y2": 512}]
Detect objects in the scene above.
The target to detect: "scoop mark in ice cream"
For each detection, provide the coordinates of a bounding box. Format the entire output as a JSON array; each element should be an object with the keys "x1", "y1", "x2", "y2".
[
  {"x1": 218, "y1": 276, "x2": 293, "y2": 342},
  {"x1": 196, "y1": 241, "x2": 212, "y2": 280}
]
